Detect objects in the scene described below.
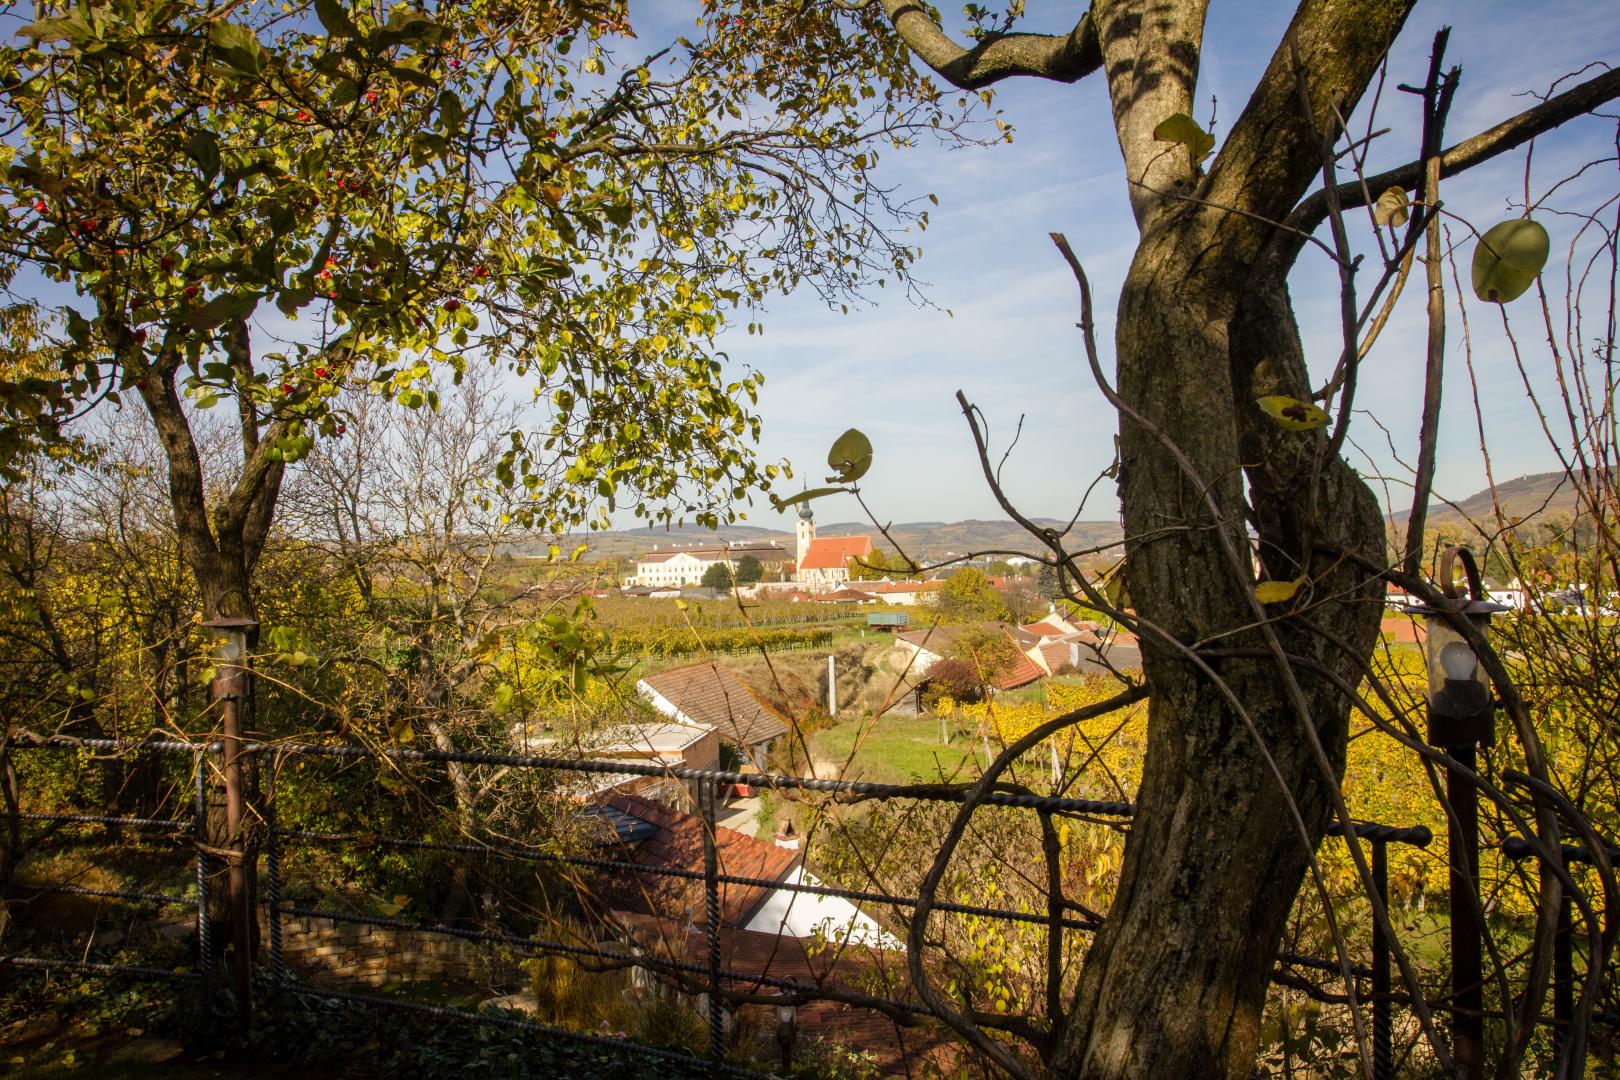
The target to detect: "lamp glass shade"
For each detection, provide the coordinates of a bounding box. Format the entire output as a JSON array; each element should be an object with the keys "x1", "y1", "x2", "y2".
[{"x1": 1422, "y1": 617, "x2": 1485, "y2": 705}]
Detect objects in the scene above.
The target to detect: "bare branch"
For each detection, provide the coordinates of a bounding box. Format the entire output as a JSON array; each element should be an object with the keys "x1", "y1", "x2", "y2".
[{"x1": 1287, "y1": 64, "x2": 1620, "y2": 242}]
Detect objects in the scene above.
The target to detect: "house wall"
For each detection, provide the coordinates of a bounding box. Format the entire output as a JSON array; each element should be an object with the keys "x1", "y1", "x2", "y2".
[
  {"x1": 635, "y1": 552, "x2": 706, "y2": 587},
  {"x1": 741, "y1": 866, "x2": 901, "y2": 949}
]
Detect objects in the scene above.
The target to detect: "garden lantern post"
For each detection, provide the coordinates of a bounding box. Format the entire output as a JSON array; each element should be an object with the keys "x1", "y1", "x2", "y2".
[{"x1": 1405, "y1": 547, "x2": 1504, "y2": 1080}]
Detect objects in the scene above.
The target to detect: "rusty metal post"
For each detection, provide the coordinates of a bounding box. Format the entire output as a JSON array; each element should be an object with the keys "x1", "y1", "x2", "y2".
[
  {"x1": 205, "y1": 617, "x2": 257, "y2": 1032},
  {"x1": 697, "y1": 778, "x2": 724, "y2": 1061}
]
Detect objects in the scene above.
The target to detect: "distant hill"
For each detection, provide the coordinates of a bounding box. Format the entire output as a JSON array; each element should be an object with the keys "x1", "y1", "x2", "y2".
[
  {"x1": 505, "y1": 516, "x2": 1124, "y2": 563},
  {"x1": 503, "y1": 473, "x2": 1595, "y2": 564},
  {"x1": 1394, "y1": 470, "x2": 1585, "y2": 527}
]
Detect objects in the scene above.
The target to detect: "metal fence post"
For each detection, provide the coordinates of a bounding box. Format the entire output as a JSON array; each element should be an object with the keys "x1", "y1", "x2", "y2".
[
  {"x1": 1554, "y1": 851, "x2": 1574, "y2": 1059},
  {"x1": 698, "y1": 777, "x2": 724, "y2": 1062},
  {"x1": 265, "y1": 749, "x2": 284, "y2": 1014},
  {"x1": 193, "y1": 752, "x2": 212, "y2": 1007},
  {"x1": 1447, "y1": 744, "x2": 1484, "y2": 1079},
  {"x1": 1370, "y1": 837, "x2": 1391, "y2": 1080}
]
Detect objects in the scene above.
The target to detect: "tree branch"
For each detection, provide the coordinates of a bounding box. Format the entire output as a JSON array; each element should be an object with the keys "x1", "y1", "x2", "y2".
[
  {"x1": 1286, "y1": 63, "x2": 1620, "y2": 242},
  {"x1": 875, "y1": 1, "x2": 1100, "y2": 89}
]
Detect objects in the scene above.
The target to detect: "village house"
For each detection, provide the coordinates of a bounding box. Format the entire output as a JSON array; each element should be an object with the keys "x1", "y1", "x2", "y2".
[
  {"x1": 637, "y1": 660, "x2": 788, "y2": 771},
  {"x1": 513, "y1": 717, "x2": 721, "y2": 806}
]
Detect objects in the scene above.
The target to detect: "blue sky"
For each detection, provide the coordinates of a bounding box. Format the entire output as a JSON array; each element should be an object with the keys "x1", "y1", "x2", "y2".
[
  {"x1": 660, "y1": 2, "x2": 1620, "y2": 534},
  {"x1": 28, "y1": 3, "x2": 1618, "y2": 539}
]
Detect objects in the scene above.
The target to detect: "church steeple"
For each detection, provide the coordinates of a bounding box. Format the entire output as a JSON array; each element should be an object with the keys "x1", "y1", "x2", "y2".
[{"x1": 795, "y1": 501, "x2": 815, "y2": 568}]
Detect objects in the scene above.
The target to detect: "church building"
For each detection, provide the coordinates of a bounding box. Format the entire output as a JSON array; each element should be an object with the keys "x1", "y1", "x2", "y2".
[{"x1": 794, "y1": 504, "x2": 873, "y2": 590}]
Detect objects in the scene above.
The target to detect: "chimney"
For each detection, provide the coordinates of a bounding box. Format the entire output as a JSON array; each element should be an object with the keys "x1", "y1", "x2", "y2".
[{"x1": 773, "y1": 819, "x2": 800, "y2": 851}]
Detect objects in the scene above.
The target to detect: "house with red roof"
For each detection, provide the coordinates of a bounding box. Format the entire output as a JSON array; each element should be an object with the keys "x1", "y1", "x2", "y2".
[{"x1": 585, "y1": 792, "x2": 896, "y2": 947}]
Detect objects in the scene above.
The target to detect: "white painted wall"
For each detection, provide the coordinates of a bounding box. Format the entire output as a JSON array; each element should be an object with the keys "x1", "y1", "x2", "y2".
[{"x1": 742, "y1": 865, "x2": 902, "y2": 950}]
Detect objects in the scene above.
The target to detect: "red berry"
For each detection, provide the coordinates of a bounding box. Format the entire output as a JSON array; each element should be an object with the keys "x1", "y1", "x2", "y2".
[
  {"x1": 336, "y1": 424, "x2": 347, "y2": 436},
  {"x1": 132, "y1": 329, "x2": 148, "y2": 344},
  {"x1": 184, "y1": 284, "x2": 200, "y2": 298},
  {"x1": 365, "y1": 91, "x2": 378, "y2": 104},
  {"x1": 449, "y1": 58, "x2": 460, "y2": 68},
  {"x1": 473, "y1": 266, "x2": 488, "y2": 278},
  {"x1": 160, "y1": 256, "x2": 174, "y2": 271},
  {"x1": 444, "y1": 298, "x2": 460, "y2": 311},
  {"x1": 314, "y1": 366, "x2": 330, "y2": 379},
  {"x1": 296, "y1": 110, "x2": 311, "y2": 122},
  {"x1": 281, "y1": 383, "x2": 294, "y2": 395},
  {"x1": 32, "y1": 200, "x2": 45, "y2": 212}
]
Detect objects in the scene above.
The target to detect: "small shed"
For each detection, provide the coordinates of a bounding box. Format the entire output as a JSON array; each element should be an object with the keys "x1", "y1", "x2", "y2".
[{"x1": 866, "y1": 611, "x2": 909, "y2": 632}]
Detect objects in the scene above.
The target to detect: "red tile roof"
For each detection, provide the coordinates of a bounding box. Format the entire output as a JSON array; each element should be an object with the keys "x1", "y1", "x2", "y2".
[
  {"x1": 595, "y1": 791, "x2": 801, "y2": 927},
  {"x1": 858, "y1": 580, "x2": 943, "y2": 594},
  {"x1": 640, "y1": 661, "x2": 788, "y2": 748},
  {"x1": 797, "y1": 535, "x2": 873, "y2": 571},
  {"x1": 1020, "y1": 620, "x2": 1069, "y2": 638},
  {"x1": 814, "y1": 588, "x2": 878, "y2": 602},
  {"x1": 994, "y1": 649, "x2": 1046, "y2": 691}
]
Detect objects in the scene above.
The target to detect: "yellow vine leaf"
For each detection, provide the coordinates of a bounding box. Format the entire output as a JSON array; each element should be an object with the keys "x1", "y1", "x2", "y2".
[
  {"x1": 1256, "y1": 395, "x2": 1329, "y2": 431},
  {"x1": 1255, "y1": 577, "x2": 1306, "y2": 604}
]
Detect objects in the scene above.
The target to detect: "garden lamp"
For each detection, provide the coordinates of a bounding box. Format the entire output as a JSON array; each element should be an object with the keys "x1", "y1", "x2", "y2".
[
  {"x1": 775, "y1": 997, "x2": 797, "y2": 1072},
  {"x1": 1401, "y1": 545, "x2": 1504, "y2": 1080},
  {"x1": 1402, "y1": 546, "x2": 1505, "y2": 748}
]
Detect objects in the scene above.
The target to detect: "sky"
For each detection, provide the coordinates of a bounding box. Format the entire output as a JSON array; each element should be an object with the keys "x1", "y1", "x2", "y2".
[
  {"x1": 628, "y1": 1, "x2": 1620, "y2": 535},
  {"x1": 23, "y1": 3, "x2": 1619, "y2": 540}
]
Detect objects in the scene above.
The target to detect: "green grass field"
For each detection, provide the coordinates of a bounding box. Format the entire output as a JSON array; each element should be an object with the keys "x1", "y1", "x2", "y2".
[{"x1": 809, "y1": 713, "x2": 982, "y2": 784}]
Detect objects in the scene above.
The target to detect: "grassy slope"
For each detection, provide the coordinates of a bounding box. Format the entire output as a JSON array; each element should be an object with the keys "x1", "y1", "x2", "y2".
[{"x1": 809, "y1": 713, "x2": 979, "y2": 784}]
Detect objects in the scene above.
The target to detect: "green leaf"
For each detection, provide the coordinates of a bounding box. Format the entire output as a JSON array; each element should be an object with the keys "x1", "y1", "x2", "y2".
[
  {"x1": 1372, "y1": 186, "x2": 1409, "y2": 228},
  {"x1": 1471, "y1": 218, "x2": 1549, "y2": 304},
  {"x1": 1152, "y1": 113, "x2": 1215, "y2": 168},
  {"x1": 182, "y1": 291, "x2": 261, "y2": 331},
  {"x1": 1104, "y1": 569, "x2": 1130, "y2": 610},
  {"x1": 388, "y1": 11, "x2": 444, "y2": 45},
  {"x1": 209, "y1": 22, "x2": 266, "y2": 75},
  {"x1": 825, "y1": 427, "x2": 872, "y2": 483},
  {"x1": 185, "y1": 131, "x2": 221, "y2": 182},
  {"x1": 18, "y1": 16, "x2": 92, "y2": 46},
  {"x1": 491, "y1": 683, "x2": 514, "y2": 716},
  {"x1": 393, "y1": 63, "x2": 437, "y2": 90},
  {"x1": 63, "y1": 307, "x2": 91, "y2": 345},
  {"x1": 770, "y1": 486, "x2": 845, "y2": 510},
  {"x1": 314, "y1": 0, "x2": 360, "y2": 39},
  {"x1": 276, "y1": 286, "x2": 314, "y2": 317}
]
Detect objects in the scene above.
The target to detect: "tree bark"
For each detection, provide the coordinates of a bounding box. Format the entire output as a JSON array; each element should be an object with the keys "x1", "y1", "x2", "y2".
[
  {"x1": 1053, "y1": 208, "x2": 1386, "y2": 1079},
  {"x1": 1036, "y1": 2, "x2": 1415, "y2": 1073}
]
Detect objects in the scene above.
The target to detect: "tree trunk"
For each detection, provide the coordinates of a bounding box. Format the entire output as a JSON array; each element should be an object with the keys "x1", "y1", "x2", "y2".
[{"x1": 1052, "y1": 216, "x2": 1386, "y2": 1077}]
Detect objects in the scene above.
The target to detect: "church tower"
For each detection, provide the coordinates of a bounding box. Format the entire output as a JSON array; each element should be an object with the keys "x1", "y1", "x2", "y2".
[{"x1": 795, "y1": 502, "x2": 815, "y2": 571}]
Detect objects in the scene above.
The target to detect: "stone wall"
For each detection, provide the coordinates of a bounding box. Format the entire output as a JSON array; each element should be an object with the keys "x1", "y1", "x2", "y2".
[{"x1": 261, "y1": 911, "x2": 520, "y2": 990}]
